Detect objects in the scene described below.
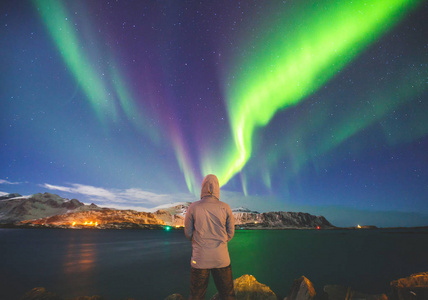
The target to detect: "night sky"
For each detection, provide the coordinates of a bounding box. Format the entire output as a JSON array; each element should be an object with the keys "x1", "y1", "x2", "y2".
[{"x1": 1, "y1": 0, "x2": 427, "y2": 227}]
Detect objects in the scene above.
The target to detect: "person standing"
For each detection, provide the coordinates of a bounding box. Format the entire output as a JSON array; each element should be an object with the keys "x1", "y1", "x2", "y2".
[{"x1": 184, "y1": 174, "x2": 236, "y2": 300}]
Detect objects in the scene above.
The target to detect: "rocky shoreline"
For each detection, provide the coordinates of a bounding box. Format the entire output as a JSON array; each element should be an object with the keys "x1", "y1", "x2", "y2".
[{"x1": 20, "y1": 272, "x2": 428, "y2": 300}]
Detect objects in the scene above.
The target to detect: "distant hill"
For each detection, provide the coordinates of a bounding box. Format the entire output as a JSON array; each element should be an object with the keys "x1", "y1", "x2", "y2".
[
  {"x1": 0, "y1": 192, "x2": 102, "y2": 224},
  {"x1": 1, "y1": 192, "x2": 334, "y2": 229},
  {"x1": 233, "y1": 211, "x2": 333, "y2": 229}
]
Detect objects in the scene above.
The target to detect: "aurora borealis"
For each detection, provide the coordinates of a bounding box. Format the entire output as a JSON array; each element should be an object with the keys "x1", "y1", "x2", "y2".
[{"x1": 1, "y1": 0, "x2": 427, "y2": 226}]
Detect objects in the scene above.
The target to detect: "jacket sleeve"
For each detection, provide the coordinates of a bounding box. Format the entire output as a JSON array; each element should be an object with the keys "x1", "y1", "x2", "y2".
[
  {"x1": 184, "y1": 205, "x2": 194, "y2": 240},
  {"x1": 226, "y1": 205, "x2": 235, "y2": 242}
]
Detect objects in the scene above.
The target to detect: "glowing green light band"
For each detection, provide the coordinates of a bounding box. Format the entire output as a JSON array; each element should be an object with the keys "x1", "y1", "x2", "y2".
[
  {"x1": 204, "y1": 0, "x2": 422, "y2": 186},
  {"x1": 34, "y1": 0, "x2": 115, "y2": 121}
]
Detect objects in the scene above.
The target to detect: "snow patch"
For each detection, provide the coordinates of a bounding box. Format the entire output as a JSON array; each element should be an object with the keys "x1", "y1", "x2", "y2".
[
  {"x1": 0, "y1": 195, "x2": 32, "y2": 201},
  {"x1": 10, "y1": 195, "x2": 32, "y2": 200}
]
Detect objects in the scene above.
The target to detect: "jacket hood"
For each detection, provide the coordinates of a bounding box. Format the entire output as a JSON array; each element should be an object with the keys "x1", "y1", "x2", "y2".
[{"x1": 200, "y1": 174, "x2": 220, "y2": 200}]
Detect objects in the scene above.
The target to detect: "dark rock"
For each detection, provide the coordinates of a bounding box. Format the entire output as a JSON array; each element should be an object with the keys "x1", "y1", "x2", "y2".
[
  {"x1": 211, "y1": 274, "x2": 277, "y2": 300},
  {"x1": 21, "y1": 287, "x2": 118, "y2": 300},
  {"x1": 62, "y1": 199, "x2": 84, "y2": 209},
  {"x1": 390, "y1": 272, "x2": 428, "y2": 300},
  {"x1": 69, "y1": 296, "x2": 105, "y2": 300},
  {"x1": 323, "y1": 285, "x2": 350, "y2": 300},
  {"x1": 323, "y1": 285, "x2": 387, "y2": 300},
  {"x1": 285, "y1": 276, "x2": 316, "y2": 300},
  {"x1": 164, "y1": 294, "x2": 185, "y2": 300},
  {"x1": 10, "y1": 201, "x2": 30, "y2": 215},
  {"x1": 46, "y1": 199, "x2": 61, "y2": 208},
  {"x1": 20, "y1": 287, "x2": 63, "y2": 300}
]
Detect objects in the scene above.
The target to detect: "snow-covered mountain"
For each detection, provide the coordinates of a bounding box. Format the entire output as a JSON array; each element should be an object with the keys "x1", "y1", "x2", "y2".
[{"x1": 1, "y1": 192, "x2": 334, "y2": 228}]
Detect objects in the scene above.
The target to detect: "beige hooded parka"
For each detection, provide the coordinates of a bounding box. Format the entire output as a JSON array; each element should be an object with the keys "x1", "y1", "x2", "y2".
[{"x1": 184, "y1": 174, "x2": 235, "y2": 269}]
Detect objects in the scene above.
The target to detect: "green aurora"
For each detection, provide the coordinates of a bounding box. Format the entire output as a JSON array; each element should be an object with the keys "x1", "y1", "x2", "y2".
[
  {"x1": 31, "y1": 0, "x2": 425, "y2": 196},
  {"x1": 201, "y1": 0, "x2": 424, "y2": 190},
  {"x1": 33, "y1": 0, "x2": 161, "y2": 143}
]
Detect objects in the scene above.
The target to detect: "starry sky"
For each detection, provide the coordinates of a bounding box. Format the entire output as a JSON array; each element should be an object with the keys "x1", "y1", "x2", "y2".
[{"x1": 1, "y1": 0, "x2": 427, "y2": 227}]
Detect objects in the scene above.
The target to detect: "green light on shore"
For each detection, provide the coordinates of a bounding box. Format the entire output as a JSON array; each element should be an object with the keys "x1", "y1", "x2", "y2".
[
  {"x1": 202, "y1": 0, "x2": 422, "y2": 187},
  {"x1": 165, "y1": 226, "x2": 171, "y2": 231}
]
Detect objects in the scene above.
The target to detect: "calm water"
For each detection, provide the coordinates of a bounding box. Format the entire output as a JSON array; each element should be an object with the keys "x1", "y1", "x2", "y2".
[{"x1": 0, "y1": 228, "x2": 427, "y2": 300}]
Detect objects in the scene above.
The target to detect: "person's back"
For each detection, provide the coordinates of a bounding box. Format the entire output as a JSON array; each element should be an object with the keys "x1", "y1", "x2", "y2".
[{"x1": 185, "y1": 174, "x2": 235, "y2": 299}]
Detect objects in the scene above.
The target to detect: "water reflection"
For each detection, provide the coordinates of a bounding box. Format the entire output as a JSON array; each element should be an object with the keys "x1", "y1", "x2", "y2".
[{"x1": 63, "y1": 241, "x2": 97, "y2": 274}]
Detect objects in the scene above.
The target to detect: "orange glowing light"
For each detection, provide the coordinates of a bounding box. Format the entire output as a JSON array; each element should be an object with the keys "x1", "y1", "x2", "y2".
[
  {"x1": 95, "y1": 222, "x2": 98, "y2": 226},
  {"x1": 72, "y1": 222, "x2": 76, "y2": 226},
  {"x1": 84, "y1": 221, "x2": 88, "y2": 225},
  {"x1": 317, "y1": 226, "x2": 320, "y2": 230},
  {"x1": 357, "y1": 225, "x2": 362, "y2": 229}
]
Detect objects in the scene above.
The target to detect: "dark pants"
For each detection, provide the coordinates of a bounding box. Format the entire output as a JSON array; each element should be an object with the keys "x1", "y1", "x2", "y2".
[{"x1": 189, "y1": 264, "x2": 236, "y2": 300}]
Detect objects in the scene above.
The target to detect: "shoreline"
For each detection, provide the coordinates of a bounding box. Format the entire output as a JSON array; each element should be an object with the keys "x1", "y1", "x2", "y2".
[{"x1": 1, "y1": 223, "x2": 427, "y2": 230}]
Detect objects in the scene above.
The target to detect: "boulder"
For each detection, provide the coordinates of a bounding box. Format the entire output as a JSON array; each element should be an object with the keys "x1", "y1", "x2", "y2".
[
  {"x1": 284, "y1": 276, "x2": 316, "y2": 300},
  {"x1": 69, "y1": 296, "x2": 105, "y2": 300},
  {"x1": 21, "y1": 287, "x2": 110, "y2": 300},
  {"x1": 390, "y1": 272, "x2": 428, "y2": 300},
  {"x1": 323, "y1": 285, "x2": 387, "y2": 300},
  {"x1": 20, "y1": 287, "x2": 63, "y2": 300},
  {"x1": 164, "y1": 294, "x2": 185, "y2": 300},
  {"x1": 211, "y1": 274, "x2": 277, "y2": 300}
]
